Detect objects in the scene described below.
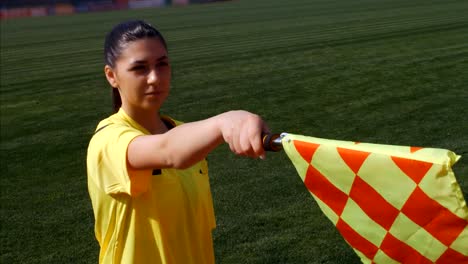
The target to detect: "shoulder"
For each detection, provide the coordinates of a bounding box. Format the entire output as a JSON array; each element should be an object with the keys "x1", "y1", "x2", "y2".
[
  {"x1": 93, "y1": 109, "x2": 147, "y2": 135},
  {"x1": 89, "y1": 112, "x2": 145, "y2": 151}
]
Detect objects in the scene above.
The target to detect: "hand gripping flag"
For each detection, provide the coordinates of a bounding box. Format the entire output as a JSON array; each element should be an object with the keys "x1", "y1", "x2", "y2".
[{"x1": 274, "y1": 133, "x2": 468, "y2": 263}]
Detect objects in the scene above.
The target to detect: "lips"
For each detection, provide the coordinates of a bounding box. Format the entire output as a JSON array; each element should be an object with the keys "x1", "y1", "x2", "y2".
[
  {"x1": 145, "y1": 90, "x2": 168, "y2": 100},
  {"x1": 145, "y1": 91, "x2": 161, "y2": 96}
]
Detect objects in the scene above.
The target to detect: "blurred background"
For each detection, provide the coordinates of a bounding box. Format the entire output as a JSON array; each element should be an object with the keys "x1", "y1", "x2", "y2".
[{"x1": 1, "y1": 0, "x2": 228, "y2": 19}]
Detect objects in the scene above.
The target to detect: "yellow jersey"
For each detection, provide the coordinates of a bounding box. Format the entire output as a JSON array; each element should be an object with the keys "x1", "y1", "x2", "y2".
[{"x1": 87, "y1": 109, "x2": 216, "y2": 264}]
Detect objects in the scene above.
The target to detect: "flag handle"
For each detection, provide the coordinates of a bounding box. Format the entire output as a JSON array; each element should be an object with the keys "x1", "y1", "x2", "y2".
[{"x1": 262, "y1": 133, "x2": 285, "y2": 152}]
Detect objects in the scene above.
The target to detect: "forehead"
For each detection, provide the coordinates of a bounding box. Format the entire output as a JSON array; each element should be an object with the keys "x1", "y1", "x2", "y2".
[{"x1": 118, "y1": 38, "x2": 168, "y2": 62}]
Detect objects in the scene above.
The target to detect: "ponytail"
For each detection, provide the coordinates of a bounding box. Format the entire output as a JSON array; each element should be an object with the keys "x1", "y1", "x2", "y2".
[{"x1": 112, "y1": 89, "x2": 122, "y2": 113}]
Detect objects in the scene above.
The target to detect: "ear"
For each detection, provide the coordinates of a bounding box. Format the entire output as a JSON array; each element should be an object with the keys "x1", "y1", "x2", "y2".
[{"x1": 104, "y1": 65, "x2": 119, "y2": 88}]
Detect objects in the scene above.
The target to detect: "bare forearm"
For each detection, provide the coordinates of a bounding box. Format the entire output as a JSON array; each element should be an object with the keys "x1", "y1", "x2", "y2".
[
  {"x1": 128, "y1": 110, "x2": 268, "y2": 170},
  {"x1": 160, "y1": 115, "x2": 225, "y2": 168},
  {"x1": 128, "y1": 115, "x2": 224, "y2": 170}
]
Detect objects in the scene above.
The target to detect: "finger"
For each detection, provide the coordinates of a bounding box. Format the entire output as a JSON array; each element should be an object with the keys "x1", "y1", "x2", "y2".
[
  {"x1": 235, "y1": 119, "x2": 252, "y2": 157},
  {"x1": 228, "y1": 141, "x2": 236, "y2": 154},
  {"x1": 240, "y1": 128, "x2": 256, "y2": 157},
  {"x1": 244, "y1": 117, "x2": 266, "y2": 158},
  {"x1": 250, "y1": 130, "x2": 265, "y2": 159},
  {"x1": 232, "y1": 123, "x2": 242, "y2": 155},
  {"x1": 259, "y1": 121, "x2": 270, "y2": 159}
]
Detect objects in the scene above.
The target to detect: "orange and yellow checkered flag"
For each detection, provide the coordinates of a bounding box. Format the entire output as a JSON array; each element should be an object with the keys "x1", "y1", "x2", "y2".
[{"x1": 280, "y1": 133, "x2": 468, "y2": 263}]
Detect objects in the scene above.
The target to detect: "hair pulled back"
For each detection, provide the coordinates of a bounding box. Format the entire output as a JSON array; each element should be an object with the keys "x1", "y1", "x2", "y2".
[{"x1": 104, "y1": 20, "x2": 167, "y2": 113}]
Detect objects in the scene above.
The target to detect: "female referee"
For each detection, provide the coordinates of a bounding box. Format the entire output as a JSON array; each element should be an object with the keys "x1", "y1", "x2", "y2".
[{"x1": 87, "y1": 20, "x2": 269, "y2": 263}]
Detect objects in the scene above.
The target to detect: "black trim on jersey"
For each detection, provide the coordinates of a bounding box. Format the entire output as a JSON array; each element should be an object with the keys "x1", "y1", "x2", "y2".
[{"x1": 94, "y1": 124, "x2": 111, "y2": 134}]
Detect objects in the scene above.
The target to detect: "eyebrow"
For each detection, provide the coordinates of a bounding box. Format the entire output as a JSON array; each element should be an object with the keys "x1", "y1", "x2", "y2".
[{"x1": 130, "y1": 55, "x2": 168, "y2": 65}]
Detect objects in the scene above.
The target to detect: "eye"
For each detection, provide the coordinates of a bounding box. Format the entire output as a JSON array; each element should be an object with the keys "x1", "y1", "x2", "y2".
[
  {"x1": 156, "y1": 61, "x2": 169, "y2": 67},
  {"x1": 130, "y1": 65, "x2": 147, "y2": 71}
]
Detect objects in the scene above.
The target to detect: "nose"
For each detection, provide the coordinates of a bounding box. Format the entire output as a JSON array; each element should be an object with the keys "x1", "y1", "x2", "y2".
[{"x1": 147, "y1": 69, "x2": 159, "y2": 85}]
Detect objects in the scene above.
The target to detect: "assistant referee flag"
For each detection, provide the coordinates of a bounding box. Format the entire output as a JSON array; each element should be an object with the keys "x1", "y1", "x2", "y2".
[{"x1": 281, "y1": 133, "x2": 468, "y2": 263}]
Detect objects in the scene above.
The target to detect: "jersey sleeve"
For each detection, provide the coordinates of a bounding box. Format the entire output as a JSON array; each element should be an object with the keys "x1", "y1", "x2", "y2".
[{"x1": 87, "y1": 124, "x2": 152, "y2": 196}]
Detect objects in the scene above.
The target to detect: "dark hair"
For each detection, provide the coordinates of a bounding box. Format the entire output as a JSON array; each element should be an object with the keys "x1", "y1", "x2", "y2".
[{"x1": 104, "y1": 20, "x2": 168, "y2": 113}]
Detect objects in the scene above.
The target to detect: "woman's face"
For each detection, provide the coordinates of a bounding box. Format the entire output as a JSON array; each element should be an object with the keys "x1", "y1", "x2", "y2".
[{"x1": 106, "y1": 38, "x2": 171, "y2": 112}]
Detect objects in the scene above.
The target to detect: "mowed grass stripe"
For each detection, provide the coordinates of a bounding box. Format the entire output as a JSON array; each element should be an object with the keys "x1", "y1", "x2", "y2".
[
  {"x1": 171, "y1": 32, "x2": 468, "y2": 82},
  {"x1": 4, "y1": 17, "x2": 462, "y2": 107},
  {"x1": 167, "y1": 12, "x2": 468, "y2": 55},
  {"x1": 165, "y1": 5, "x2": 467, "y2": 44},
  {"x1": 1, "y1": 26, "x2": 463, "y2": 114},
  {"x1": 1, "y1": 39, "x2": 101, "y2": 59},
  {"x1": 170, "y1": 20, "x2": 467, "y2": 60},
  {"x1": 2, "y1": 0, "x2": 463, "y2": 53},
  {"x1": 4, "y1": 22, "x2": 464, "y2": 96},
  {"x1": 2, "y1": 2, "x2": 466, "y2": 73},
  {"x1": 169, "y1": 24, "x2": 468, "y2": 71},
  {"x1": 3, "y1": 14, "x2": 466, "y2": 86},
  {"x1": 0, "y1": 68, "x2": 103, "y2": 97},
  {"x1": 0, "y1": 54, "x2": 101, "y2": 80},
  {"x1": 0, "y1": 55, "x2": 101, "y2": 87},
  {"x1": 2, "y1": 40, "x2": 468, "y2": 107}
]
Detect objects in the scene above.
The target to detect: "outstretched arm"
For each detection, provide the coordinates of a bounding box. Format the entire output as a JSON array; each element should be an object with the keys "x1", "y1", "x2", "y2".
[{"x1": 127, "y1": 110, "x2": 269, "y2": 170}]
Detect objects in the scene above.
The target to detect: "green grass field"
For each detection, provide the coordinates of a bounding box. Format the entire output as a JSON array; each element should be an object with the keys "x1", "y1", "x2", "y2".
[{"x1": 1, "y1": 0, "x2": 468, "y2": 262}]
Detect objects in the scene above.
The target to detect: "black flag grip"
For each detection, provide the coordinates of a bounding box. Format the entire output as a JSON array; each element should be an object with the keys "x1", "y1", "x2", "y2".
[{"x1": 262, "y1": 133, "x2": 284, "y2": 152}]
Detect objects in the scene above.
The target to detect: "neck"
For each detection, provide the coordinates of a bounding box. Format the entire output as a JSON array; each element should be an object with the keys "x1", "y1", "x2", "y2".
[{"x1": 121, "y1": 105, "x2": 167, "y2": 134}]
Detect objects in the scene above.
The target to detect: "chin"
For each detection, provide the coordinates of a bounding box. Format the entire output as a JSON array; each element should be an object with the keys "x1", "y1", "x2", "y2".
[{"x1": 143, "y1": 101, "x2": 164, "y2": 111}]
